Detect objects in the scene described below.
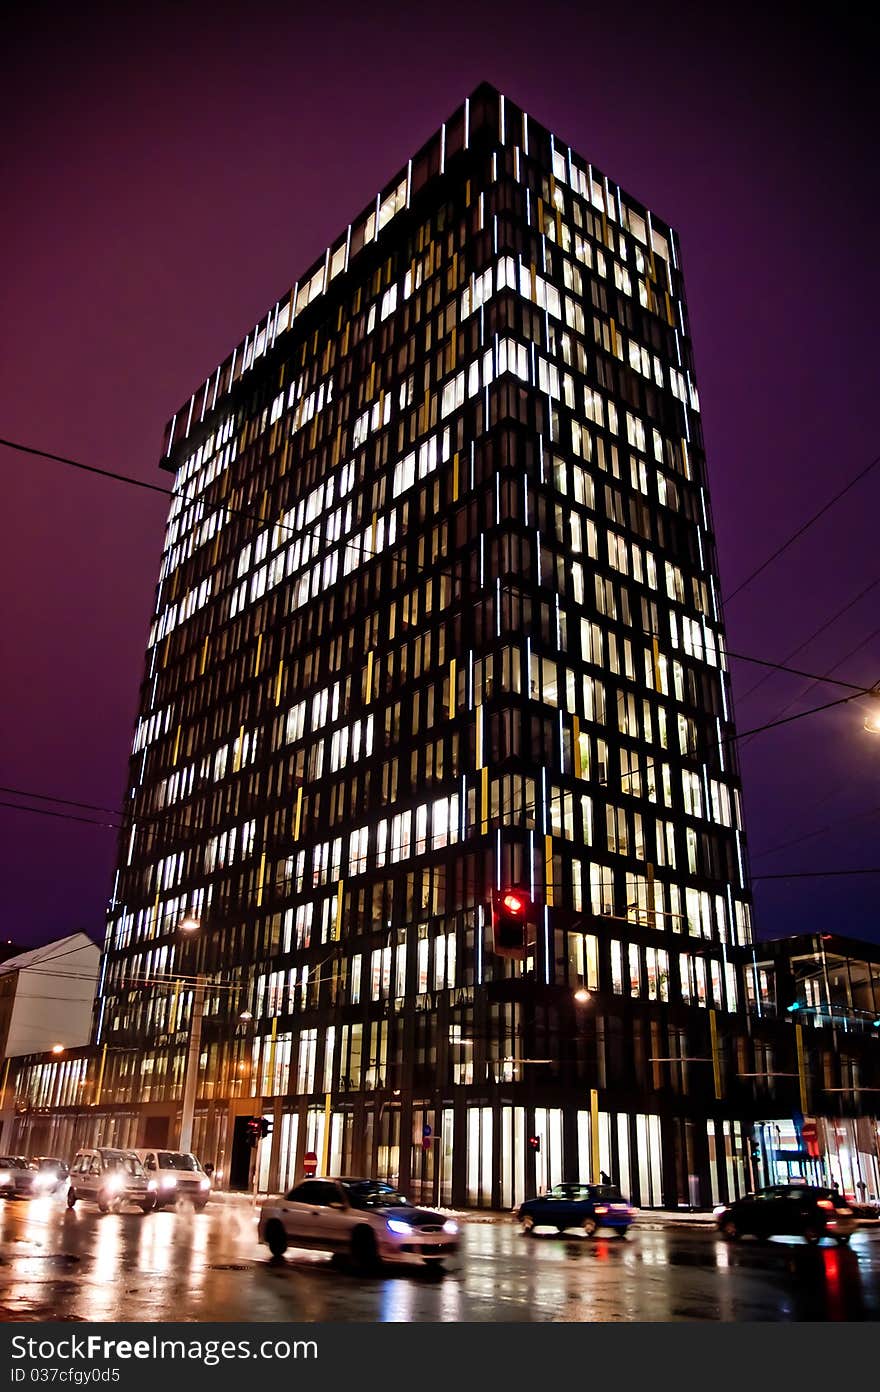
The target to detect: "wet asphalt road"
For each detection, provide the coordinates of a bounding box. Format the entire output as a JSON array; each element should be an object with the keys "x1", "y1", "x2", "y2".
[{"x1": 1, "y1": 1195, "x2": 879, "y2": 1322}]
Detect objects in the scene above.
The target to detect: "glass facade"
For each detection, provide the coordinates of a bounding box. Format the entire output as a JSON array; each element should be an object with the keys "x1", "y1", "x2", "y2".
[{"x1": 34, "y1": 83, "x2": 867, "y2": 1208}]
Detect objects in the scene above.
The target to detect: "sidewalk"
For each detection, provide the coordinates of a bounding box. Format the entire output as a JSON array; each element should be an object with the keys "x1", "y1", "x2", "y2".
[
  {"x1": 440, "y1": 1205, "x2": 717, "y2": 1228},
  {"x1": 632, "y1": 1208, "x2": 716, "y2": 1229}
]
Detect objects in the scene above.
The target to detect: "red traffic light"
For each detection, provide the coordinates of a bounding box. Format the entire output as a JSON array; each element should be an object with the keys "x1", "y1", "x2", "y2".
[
  {"x1": 528, "y1": 1135, "x2": 541, "y2": 1152},
  {"x1": 245, "y1": 1116, "x2": 269, "y2": 1148},
  {"x1": 491, "y1": 888, "x2": 533, "y2": 959}
]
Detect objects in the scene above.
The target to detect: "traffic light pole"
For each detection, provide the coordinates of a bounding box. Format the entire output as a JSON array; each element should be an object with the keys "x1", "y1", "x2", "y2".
[
  {"x1": 252, "y1": 1137, "x2": 261, "y2": 1204},
  {"x1": 178, "y1": 975, "x2": 205, "y2": 1154}
]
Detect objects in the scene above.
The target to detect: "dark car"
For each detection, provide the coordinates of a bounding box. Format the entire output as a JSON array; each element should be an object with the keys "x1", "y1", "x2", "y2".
[
  {"x1": 715, "y1": 1184, "x2": 857, "y2": 1245},
  {"x1": 0, "y1": 1157, "x2": 38, "y2": 1198},
  {"x1": 29, "y1": 1157, "x2": 70, "y2": 1195},
  {"x1": 518, "y1": 1182, "x2": 635, "y2": 1237}
]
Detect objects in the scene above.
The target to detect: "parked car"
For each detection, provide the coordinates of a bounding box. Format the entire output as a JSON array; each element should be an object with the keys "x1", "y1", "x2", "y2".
[
  {"x1": 29, "y1": 1157, "x2": 70, "y2": 1195},
  {"x1": 848, "y1": 1199, "x2": 880, "y2": 1224},
  {"x1": 66, "y1": 1148, "x2": 156, "y2": 1214},
  {"x1": 258, "y1": 1177, "x2": 460, "y2": 1270},
  {"x1": 132, "y1": 1149, "x2": 211, "y2": 1209},
  {"x1": 0, "y1": 1156, "x2": 38, "y2": 1198},
  {"x1": 714, "y1": 1184, "x2": 857, "y2": 1245},
  {"x1": 517, "y1": 1182, "x2": 636, "y2": 1237}
]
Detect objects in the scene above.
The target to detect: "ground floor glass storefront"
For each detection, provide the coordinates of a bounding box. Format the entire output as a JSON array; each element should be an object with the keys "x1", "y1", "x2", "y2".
[
  {"x1": 757, "y1": 1115, "x2": 880, "y2": 1201},
  {"x1": 9, "y1": 1095, "x2": 878, "y2": 1209}
]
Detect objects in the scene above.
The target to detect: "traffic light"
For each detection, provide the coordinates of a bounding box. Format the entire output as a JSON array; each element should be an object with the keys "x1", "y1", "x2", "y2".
[
  {"x1": 245, "y1": 1117, "x2": 263, "y2": 1148},
  {"x1": 259, "y1": 1118, "x2": 272, "y2": 1139},
  {"x1": 491, "y1": 888, "x2": 533, "y2": 959},
  {"x1": 528, "y1": 1135, "x2": 541, "y2": 1153}
]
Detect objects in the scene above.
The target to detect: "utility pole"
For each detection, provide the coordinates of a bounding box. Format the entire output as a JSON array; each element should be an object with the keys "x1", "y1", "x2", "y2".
[{"x1": 178, "y1": 975, "x2": 205, "y2": 1153}]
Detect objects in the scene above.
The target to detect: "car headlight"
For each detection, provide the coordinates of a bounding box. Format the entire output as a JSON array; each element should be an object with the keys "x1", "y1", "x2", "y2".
[
  {"x1": 147, "y1": 1180, "x2": 158, "y2": 1192},
  {"x1": 442, "y1": 1219, "x2": 458, "y2": 1235},
  {"x1": 106, "y1": 1175, "x2": 124, "y2": 1194},
  {"x1": 199, "y1": 1178, "x2": 211, "y2": 1191},
  {"x1": 0, "y1": 1171, "x2": 12, "y2": 1186},
  {"x1": 34, "y1": 1174, "x2": 54, "y2": 1190},
  {"x1": 386, "y1": 1218, "x2": 413, "y2": 1236},
  {"x1": 160, "y1": 1176, "x2": 177, "y2": 1189},
  {"x1": 712, "y1": 1204, "x2": 728, "y2": 1216}
]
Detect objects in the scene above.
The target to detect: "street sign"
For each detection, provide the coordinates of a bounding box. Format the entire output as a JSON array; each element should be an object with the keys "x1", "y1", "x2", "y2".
[
  {"x1": 303, "y1": 1150, "x2": 318, "y2": 1176},
  {"x1": 801, "y1": 1120, "x2": 820, "y2": 1156}
]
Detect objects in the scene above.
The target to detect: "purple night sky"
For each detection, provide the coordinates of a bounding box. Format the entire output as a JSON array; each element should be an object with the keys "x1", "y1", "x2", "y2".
[{"x1": 2, "y1": 2, "x2": 878, "y2": 949}]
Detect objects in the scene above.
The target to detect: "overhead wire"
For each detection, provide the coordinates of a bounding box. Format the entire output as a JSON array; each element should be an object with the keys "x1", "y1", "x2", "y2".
[
  {"x1": 749, "y1": 806, "x2": 880, "y2": 863},
  {"x1": 0, "y1": 784, "x2": 125, "y2": 819},
  {"x1": 723, "y1": 448, "x2": 880, "y2": 604},
  {"x1": 732, "y1": 574, "x2": 880, "y2": 710},
  {"x1": 751, "y1": 868, "x2": 880, "y2": 881},
  {"x1": 761, "y1": 623, "x2": 880, "y2": 729}
]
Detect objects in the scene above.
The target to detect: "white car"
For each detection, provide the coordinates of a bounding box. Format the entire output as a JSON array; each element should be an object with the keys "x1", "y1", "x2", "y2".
[
  {"x1": 258, "y1": 1176, "x2": 460, "y2": 1270},
  {"x1": 133, "y1": 1149, "x2": 212, "y2": 1209}
]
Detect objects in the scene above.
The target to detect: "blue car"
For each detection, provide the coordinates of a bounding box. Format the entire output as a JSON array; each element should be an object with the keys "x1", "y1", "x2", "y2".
[{"x1": 517, "y1": 1183, "x2": 635, "y2": 1237}]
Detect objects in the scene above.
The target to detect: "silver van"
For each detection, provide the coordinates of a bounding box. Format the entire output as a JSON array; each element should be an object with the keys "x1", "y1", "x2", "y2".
[
  {"x1": 67, "y1": 1148, "x2": 156, "y2": 1213},
  {"x1": 133, "y1": 1149, "x2": 211, "y2": 1209}
]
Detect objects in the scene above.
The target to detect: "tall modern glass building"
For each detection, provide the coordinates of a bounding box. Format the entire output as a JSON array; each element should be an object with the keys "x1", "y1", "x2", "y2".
[{"x1": 93, "y1": 82, "x2": 760, "y2": 1206}]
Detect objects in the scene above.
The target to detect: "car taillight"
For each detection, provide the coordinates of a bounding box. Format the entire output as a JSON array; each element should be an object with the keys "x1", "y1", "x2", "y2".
[
  {"x1": 594, "y1": 1205, "x2": 608, "y2": 1214},
  {"x1": 817, "y1": 1199, "x2": 834, "y2": 1211}
]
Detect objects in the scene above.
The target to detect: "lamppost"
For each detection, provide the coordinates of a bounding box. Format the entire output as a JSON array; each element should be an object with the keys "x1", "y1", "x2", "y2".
[
  {"x1": 49, "y1": 1045, "x2": 65, "y2": 1152},
  {"x1": 571, "y1": 988, "x2": 603, "y2": 1183},
  {"x1": 177, "y1": 914, "x2": 204, "y2": 1154}
]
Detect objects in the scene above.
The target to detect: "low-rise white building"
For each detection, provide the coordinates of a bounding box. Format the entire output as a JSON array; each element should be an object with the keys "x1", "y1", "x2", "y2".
[{"x1": 0, "y1": 933, "x2": 99, "y2": 1058}]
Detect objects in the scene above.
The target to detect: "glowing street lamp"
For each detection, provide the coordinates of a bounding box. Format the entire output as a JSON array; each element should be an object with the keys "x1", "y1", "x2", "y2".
[
  {"x1": 51, "y1": 1044, "x2": 65, "y2": 1055},
  {"x1": 179, "y1": 914, "x2": 201, "y2": 933},
  {"x1": 864, "y1": 700, "x2": 880, "y2": 735},
  {"x1": 573, "y1": 988, "x2": 593, "y2": 1005}
]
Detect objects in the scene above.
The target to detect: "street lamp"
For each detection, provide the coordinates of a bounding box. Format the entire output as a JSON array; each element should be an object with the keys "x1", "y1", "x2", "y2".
[
  {"x1": 864, "y1": 700, "x2": 880, "y2": 735},
  {"x1": 177, "y1": 918, "x2": 205, "y2": 1154},
  {"x1": 573, "y1": 988, "x2": 593, "y2": 1005},
  {"x1": 51, "y1": 1044, "x2": 65, "y2": 1056}
]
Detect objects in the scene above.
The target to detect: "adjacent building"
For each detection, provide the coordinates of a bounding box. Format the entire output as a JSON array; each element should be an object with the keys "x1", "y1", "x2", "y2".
[
  {"x1": 745, "y1": 934, "x2": 880, "y2": 1199},
  {"x1": 0, "y1": 933, "x2": 99, "y2": 1152},
  {"x1": 5, "y1": 84, "x2": 877, "y2": 1207},
  {"x1": 0, "y1": 933, "x2": 99, "y2": 1059}
]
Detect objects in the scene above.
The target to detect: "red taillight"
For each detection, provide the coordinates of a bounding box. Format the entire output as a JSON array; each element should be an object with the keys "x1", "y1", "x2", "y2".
[
  {"x1": 594, "y1": 1205, "x2": 608, "y2": 1214},
  {"x1": 502, "y1": 893, "x2": 525, "y2": 914},
  {"x1": 817, "y1": 1198, "x2": 834, "y2": 1211}
]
